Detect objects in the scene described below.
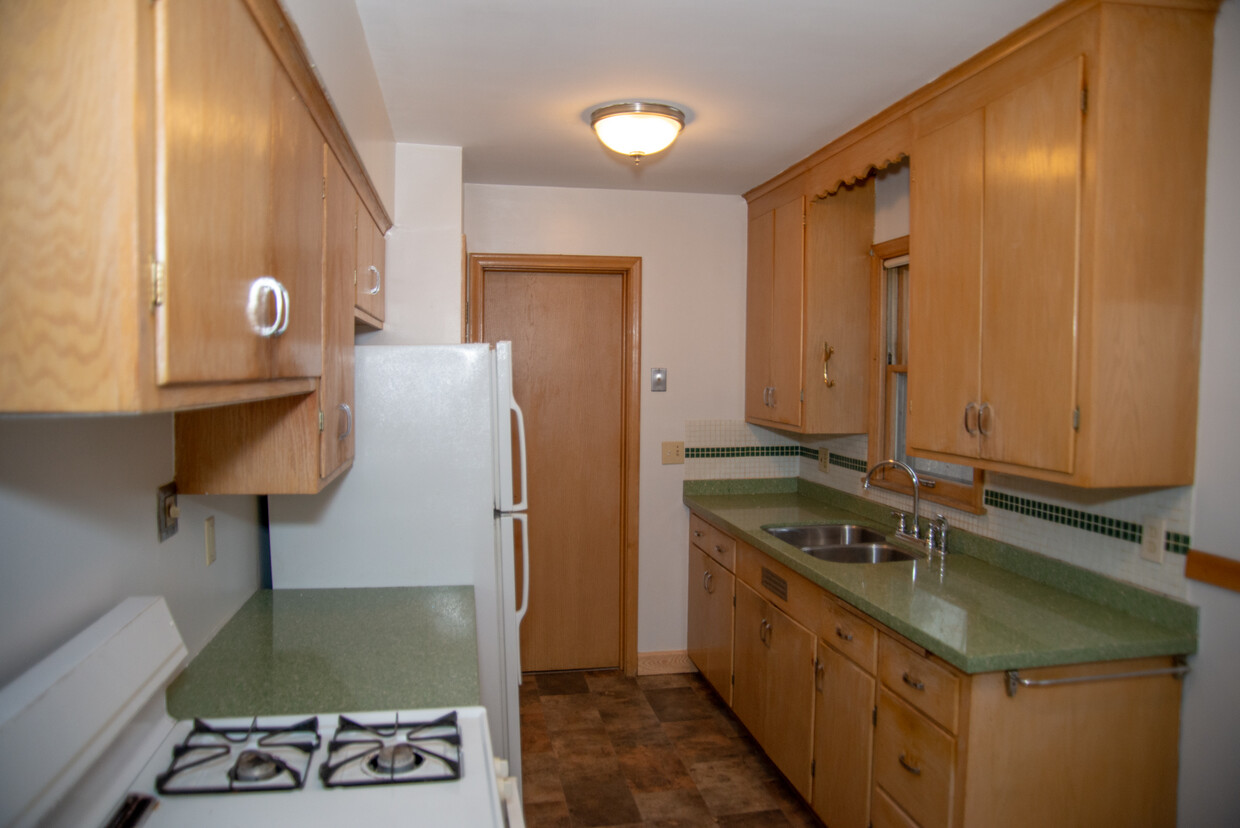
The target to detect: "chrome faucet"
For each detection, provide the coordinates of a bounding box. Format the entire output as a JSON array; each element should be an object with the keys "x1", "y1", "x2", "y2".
[{"x1": 862, "y1": 459, "x2": 921, "y2": 540}]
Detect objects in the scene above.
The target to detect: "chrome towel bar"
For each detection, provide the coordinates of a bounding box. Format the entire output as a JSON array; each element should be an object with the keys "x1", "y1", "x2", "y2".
[{"x1": 1005, "y1": 657, "x2": 1189, "y2": 697}]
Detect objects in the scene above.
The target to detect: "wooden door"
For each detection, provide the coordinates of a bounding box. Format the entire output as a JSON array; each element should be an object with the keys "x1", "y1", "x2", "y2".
[
  {"x1": 761, "y1": 604, "x2": 815, "y2": 799},
  {"x1": 908, "y1": 109, "x2": 984, "y2": 460},
  {"x1": 813, "y1": 642, "x2": 876, "y2": 828},
  {"x1": 320, "y1": 149, "x2": 355, "y2": 478},
  {"x1": 732, "y1": 581, "x2": 767, "y2": 740},
  {"x1": 481, "y1": 270, "x2": 623, "y2": 671},
  {"x1": 980, "y1": 57, "x2": 1083, "y2": 473}
]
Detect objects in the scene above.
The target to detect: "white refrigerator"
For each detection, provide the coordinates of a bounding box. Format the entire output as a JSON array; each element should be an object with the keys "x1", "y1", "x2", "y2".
[{"x1": 267, "y1": 343, "x2": 529, "y2": 783}]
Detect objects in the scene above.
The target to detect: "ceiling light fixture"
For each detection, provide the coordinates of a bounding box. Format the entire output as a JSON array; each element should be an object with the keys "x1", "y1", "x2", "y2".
[{"x1": 590, "y1": 102, "x2": 685, "y2": 163}]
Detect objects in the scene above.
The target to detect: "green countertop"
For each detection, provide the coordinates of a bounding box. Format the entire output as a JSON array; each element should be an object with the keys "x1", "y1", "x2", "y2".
[
  {"x1": 166, "y1": 586, "x2": 480, "y2": 718},
  {"x1": 685, "y1": 482, "x2": 1197, "y2": 674}
]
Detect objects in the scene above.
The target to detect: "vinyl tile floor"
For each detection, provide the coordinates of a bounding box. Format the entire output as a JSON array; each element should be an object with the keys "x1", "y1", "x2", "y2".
[{"x1": 519, "y1": 669, "x2": 824, "y2": 827}]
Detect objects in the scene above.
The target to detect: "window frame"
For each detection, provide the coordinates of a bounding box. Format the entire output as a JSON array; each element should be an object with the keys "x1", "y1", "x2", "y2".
[{"x1": 866, "y1": 235, "x2": 986, "y2": 515}]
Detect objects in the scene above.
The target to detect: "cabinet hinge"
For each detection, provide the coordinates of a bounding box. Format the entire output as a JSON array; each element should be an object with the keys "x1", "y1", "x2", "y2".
[
  {"x1": 322, "y1": 177, "x2": 327, "y2": 200},
  {"x1": 150, "y1": 257, "x2": 166, "y2": 307},
  {"x1": 1073, "y1": 407, "x2": 1081, "y2": 431},
  {"x1": 353, "y1": 266, "x2": 358, "y2": 287},
  {"x1": 730, "y1": 673, "x2": 735, "y2": 685},
  {"x1": 800, "y1": 389, "x2": 805, "y2": 403},
  {"x1": 872, "y1": 706, "x2": 877, "y2": 726},
  {"x1": 810, "y1": 758, "x2": 815, "y2": 777},
  {"x1": 1081, "y1": 88, "x2": 1088, "y2": 112},
  {"x1": 317, "y1": 409, "x2": 325, "y2": 432}
]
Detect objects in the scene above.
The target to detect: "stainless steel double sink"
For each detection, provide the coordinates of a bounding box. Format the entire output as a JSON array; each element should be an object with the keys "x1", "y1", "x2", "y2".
[{"x1": 762, "y1": 523, "x2": 917, "y2": 564}]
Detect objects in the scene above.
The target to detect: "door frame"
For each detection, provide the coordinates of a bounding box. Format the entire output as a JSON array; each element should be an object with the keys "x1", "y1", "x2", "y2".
[{"x1": 467, "y1": 253, "x2": 642, "y2": 676}]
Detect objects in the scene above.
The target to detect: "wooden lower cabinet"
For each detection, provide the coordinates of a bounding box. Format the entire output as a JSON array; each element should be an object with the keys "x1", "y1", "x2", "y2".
[
  {"x1": 686, "y1": 511, "x2": 1184, "y2": 827},
  {"x1": 733, "y1": 580, "x2": 815, "y2": 799},
  {"x1": 686, "y1": 546, "x2": 734, "y2": 704},
  {"x1": 813, "y1": 641, "x2": 875, "y2": 828}
]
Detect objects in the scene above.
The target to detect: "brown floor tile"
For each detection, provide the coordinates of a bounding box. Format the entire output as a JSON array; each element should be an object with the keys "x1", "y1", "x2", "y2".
[
  {"x1": 536, "y1": 670, "x2": 592, "y2": 695},
  {"x1": 615, "y1": 741, "x2": 696, "y2": 793},
  {"x1": 716, "y1": 809, "x2": 795, "y2": 826},
  {"x1": 523, "y1": 798, "x2": 573, "y2": 828},
  {"x1": 541, "y1": 692, "x2": 603, "y2": 732},
  {"x1": 662, "y1": 717, "x2": 750, "y2": 765},
  {"x1": 560, "y1": 763, "x2": 644, "y2": 826},
  {"x1": 633, "y1": 788, "x2": 716, "y2": 824},
  {"x1": 521, "y1": 751, "x2": 568, "y2": 805},
  {"x1": 689, "y1": 756, "x2": 780, "y2": 817},
  {"x1": 636, "y1": 673, "x2": 698, "y2": 690},
  {"x1": 646, "y1": 686, "x2": 719, "y2": 723},
  {"x1": 550, "y1": 727, "x2": 619, "y2": 774}
]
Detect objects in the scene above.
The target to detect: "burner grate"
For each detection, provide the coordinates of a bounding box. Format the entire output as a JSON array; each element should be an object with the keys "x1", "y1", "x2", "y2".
[
  {"x1": 155, "y1": 716, "x2": 320, "y2": 795},
  {"x1": 320, "y1": 710, "x2": 462, "y2": 787}
]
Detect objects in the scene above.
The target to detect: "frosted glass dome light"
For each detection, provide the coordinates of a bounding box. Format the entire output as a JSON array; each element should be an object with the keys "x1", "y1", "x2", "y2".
[{"x1": 591, "y1": 102, "x2": 685, "y2": 161}]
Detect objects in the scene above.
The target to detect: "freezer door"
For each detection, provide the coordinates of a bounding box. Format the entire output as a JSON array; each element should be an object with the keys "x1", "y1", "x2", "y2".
[{"x1": 492, "y1": 341, "x2": 528, "y2": 513}]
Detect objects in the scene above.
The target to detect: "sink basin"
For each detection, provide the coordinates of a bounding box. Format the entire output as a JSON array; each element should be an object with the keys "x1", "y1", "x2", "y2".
[
  {"x1": 762, "y1": 524, "x2": 917, "y2": 564},
  {"x1": 804, "y1": 543, "x2": 917, "y2": 564},
  {"x1": 763, "y1": 524, "x2": 887, "y2": 548}
]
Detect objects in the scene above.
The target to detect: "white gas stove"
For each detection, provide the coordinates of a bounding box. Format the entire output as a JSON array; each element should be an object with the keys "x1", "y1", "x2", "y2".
[{"x1": 0, "y1": 598, "x2": 521, "y2": 828}]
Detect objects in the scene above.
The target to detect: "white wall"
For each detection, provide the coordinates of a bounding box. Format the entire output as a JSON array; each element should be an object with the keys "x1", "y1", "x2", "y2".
[
  {"x1": 463, "y1": 184, "x2": 748, "y2": 653},
  {"x1": 1180, "y1": 1, "x2": 1240, "y2": 823},
  {"x1": 359, "y1": 144, "x2": 465, "y2": 346},
  {"x1": 281, "y1": 0, "x2": 397, "y2": 217},
  {"x1": 0, "y1": 415, "x2": 264, "y2": 687}
]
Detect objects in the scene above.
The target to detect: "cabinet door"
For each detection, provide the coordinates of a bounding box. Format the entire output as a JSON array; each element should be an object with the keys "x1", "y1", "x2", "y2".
[
  {"x1": 768, "y1": 196, "x2": 805, "y2": 426},
  {"x1": 908, "y1": 109, "x2": 984, "y2": 461},
  {"x1": 355, "y1": 207, "x2": 386, "y2": 324},
  {"x1": 745, "y1": 212, "x2": 774, "y2": 421},
  {"x1": 732, "y1": 580, "x2": 767, "y2": 742},
  {"x1": 320, "y1": 149, "x2": 356, "y2": 478},
  {"x1": 979, "y1": 57, "x2": 1082, "y2": 473},
  {"x1": 813, "y1": 643, "x2": 875, "y2": 828},
  {"x1": 687, "y1": 547, "x2": 734, "y2": 704},
  {"x1": 156, "y1": 0, "x2": 319, "y2": 385},
  {"x1": 761, "y1": 602, "x2": 815, "y2": 799}
]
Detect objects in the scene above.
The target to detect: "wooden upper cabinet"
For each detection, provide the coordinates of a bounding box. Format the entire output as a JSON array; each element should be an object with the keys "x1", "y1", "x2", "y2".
[
  {"x1": 354, "y1": 206, "x2": 386, "y2": 327},
  {"x1": 746, "y1": 195, "x2": 804, "y2": 428},
  {"x1": 802, "y1": 180, "x2": 873, "y2": 434},
  {"x1": 909, "y1": 59, "x2": 1082, "y2": 475},
  {"x1": 175, "y1": 146, "x2": 356, "y2": 495},
  {"x1": 906, "y1": 0, "x2": 1215, "y2": 486}
]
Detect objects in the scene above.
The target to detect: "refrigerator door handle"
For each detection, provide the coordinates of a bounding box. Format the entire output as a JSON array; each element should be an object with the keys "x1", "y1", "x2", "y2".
[
  {"x1": 513, "y1": 512, "x2": 530, "y2": 627},
  {"x1": 509, "y1": 397, "x2": 528, "y2": 512}
]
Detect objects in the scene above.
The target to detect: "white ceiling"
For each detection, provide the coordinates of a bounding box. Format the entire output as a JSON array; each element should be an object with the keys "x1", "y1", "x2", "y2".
[{"x1": 355, "y1": 0, "x2": 1062, "y2": 195}]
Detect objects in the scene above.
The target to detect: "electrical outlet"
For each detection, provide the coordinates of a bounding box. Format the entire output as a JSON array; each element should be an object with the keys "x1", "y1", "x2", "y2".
[
  {"x1": 818, "y1": 452, "x2": 830, "y2": 472},
  {"x1": 1141, "y1": 518, "x2": 1166, "y2": 564},
  {"x1": 662, "y1": 441, "x2": 685, "y2": 465},
  {"x1": 157, "y1": 481, "x2": 178, "y2": 542},
  {"x1": 204, "y1": 516, "x2": 216, "y2": 566}
]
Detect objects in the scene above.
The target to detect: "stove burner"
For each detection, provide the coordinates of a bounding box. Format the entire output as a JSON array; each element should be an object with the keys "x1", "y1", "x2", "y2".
[
  {"x1": 231, "y1": 749, "x2": 282, "y2": 783},
  {"x1": 368, "y1": 742, "x2": 425, "y2": 776}
]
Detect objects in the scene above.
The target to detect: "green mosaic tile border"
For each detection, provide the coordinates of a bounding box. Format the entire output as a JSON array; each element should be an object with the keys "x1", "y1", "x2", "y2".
[
  {"x1": 799, "y1": 446, "x2": 819, "y2": 460},
  {"x1": 685, "y1": 446, "x2": 800, "y2": 459},
  {"x1": 828, "y1": 452, "x2": 868, "y2": 473},
  {"x1": 984, "y1": 490, "x2": 1150, "y2": 545},
  {"x1": 1165, "y1": 532, "x2": 1192, "y2": 556}
]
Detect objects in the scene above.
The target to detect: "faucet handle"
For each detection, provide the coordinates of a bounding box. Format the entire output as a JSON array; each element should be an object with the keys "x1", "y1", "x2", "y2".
[
  {"x1": 890, "y1": 510, "x2": 908, "y2": 534},
  {"x1": 934, "y1": 514, "x2": 949, "y2": 553}
]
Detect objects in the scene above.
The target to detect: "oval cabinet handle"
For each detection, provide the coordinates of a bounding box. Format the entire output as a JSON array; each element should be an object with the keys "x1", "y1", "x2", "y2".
[
  {"x1": 246, "y1": 276, "x2": 289, "y2": 338},
  {"x1": 978, "y1": 402, "x2": 993, "y2": 436},
  {"x1": 814, "y1": 657, "x2": 825, "y2": 692},
  {"x1": 702, "y1": 570, "x2": 715, "y2": 594},
  {"x1": 367, "y1": 264, "x2": 381, "y2": 296},
  {"x1": 964, "y1": 402, "x2": 978, "y2": 436},
  {"x1": 337, "y1": 403, "x2": 353, "y2": 440},
  {"x1": 823, "y1": 342, "x2": 836, "y2": 387}
]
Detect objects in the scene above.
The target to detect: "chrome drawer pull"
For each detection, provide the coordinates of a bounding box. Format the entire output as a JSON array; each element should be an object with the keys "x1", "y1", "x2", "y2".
[
  {"x1": 835, "y1": 627, "x2": 854, "y2": 642},
  {"x1": 902, "y1": 672, "x2": 925, "y2": 692},
  {"x1": 703, "y1": 570, "x2": 715, "y2": 594},
  {"x1": 898, "y1": 753, "x2": 922, "y2": 776}
]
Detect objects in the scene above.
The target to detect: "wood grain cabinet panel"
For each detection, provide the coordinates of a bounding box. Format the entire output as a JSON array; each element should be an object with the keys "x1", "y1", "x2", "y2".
[
  {"x1": 907, "y1": 1, "x2": 1216, "y2": 486},
  {"x1": 354, "y1": 205, "x2": 386, "y2": 327},
  {"x1": 686, "y1": 545, "x2": 734, "y2": 705},
  {"x1": 745, "y1": 195, "x2": 804, "y2": 428},
  {"x1": 690, "y1": 513, "x2": 736, "y2": 570},
  {"x1": 813, "y1": 641, "x2": 875, "y2": 828}
]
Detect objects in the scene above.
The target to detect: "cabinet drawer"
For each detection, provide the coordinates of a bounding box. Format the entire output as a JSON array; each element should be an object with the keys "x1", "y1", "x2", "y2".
[
  {"x1": 736, "y1": 541, "x2": 818, "y2": 629},
  {"x1": 875, "y1": 689, "x2": 955, "y2": 828},
  {"x1": 689, "y1": 513, "x2": 736, "y2": 570},
  {"x1": 872, "y1": 785, "x2": 920, "y2": 828},
  {"x1": 820, "y1": 594, "x2": 878, "y2": 674},
  {"x1": 879, "y1": 634, "x2": 960, "y2": 733}
]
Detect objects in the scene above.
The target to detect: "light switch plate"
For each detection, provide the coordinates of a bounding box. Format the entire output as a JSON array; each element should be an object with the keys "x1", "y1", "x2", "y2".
[
  {"x1": 651, "y1": 368, "x2": 667, "y2": 392},
  {"x1": 1141, "y1": 518, "x2": 1166, "y2": 564},
  {"x1": 204, "y1": 516, "x2": 216, "y2": 566},
  {"x1": 662, "y1": 441, "x2": 684, "y2": 465}
]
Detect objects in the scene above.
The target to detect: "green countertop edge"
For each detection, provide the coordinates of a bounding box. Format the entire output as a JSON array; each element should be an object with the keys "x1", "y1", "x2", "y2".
[
  {"x1": 166, "y1": 586, "x2": 481, "y2": 719},
  {"x1": 683, "y1": 478, "x2": 1197, "y2": 673}
]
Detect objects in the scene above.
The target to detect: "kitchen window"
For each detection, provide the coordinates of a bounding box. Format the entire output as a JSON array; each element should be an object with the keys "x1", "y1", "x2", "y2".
[{"x1": 867, "y1": 236, "x2": 985, "y2": 513}]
